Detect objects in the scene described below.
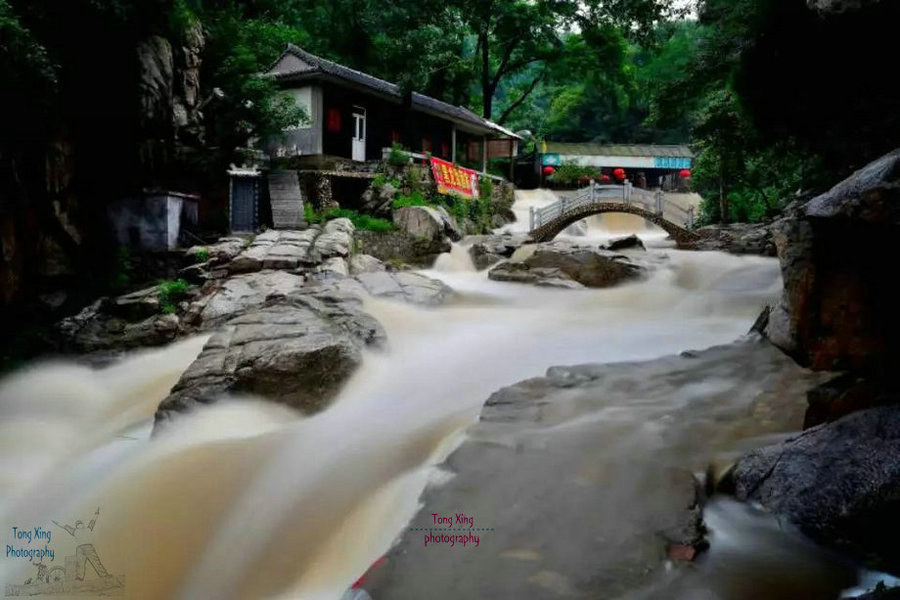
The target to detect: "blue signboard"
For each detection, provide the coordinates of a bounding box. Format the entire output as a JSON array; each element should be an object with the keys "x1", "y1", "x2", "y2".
[
  {"x1": 654, "y1": 156, "x2": 691, "y2": 169},
  {"x1": 542, "y1": 153, "x2": 561, "y2": 166}
]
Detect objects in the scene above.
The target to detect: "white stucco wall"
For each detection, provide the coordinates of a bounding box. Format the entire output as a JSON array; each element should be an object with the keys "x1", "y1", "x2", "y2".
[{"x1": 289, "y1": 86, "x2": 314, "y2": 129}]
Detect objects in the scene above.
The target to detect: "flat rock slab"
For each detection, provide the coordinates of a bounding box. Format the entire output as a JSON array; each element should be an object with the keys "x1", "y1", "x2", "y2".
[
  {"x1": 363, "y1": 338, "x2": 831, "y2": 600},
  {"x1": 191, "y1": 270, "x2": 307, "y2": 326},
  {"x1": 228, "y1": 220, "x2": 355, "y2": 274},
  {"x1": 353, "y1": 271, "x2": 453, "y2": 306}
]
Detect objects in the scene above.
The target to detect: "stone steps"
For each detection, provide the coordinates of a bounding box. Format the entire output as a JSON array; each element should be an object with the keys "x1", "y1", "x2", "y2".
[{"x1": 268, "y1": 170, "x2": 306, "y2": 229}]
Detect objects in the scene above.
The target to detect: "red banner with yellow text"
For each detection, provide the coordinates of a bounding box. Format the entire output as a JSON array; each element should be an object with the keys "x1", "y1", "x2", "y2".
[{"x1": 430, "y1": 157, "x2": 480, "y2": 199}]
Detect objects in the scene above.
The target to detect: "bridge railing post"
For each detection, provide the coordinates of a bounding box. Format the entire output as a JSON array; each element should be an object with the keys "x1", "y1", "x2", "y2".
[
  {"x1": 687, "y1": 205, "x2": 694, "y2": 229},
  {"x1": 656, "y1": 190, "x2": 663, "y2": 215},
  {"x1": 530, "y1": 205, "x2": 535, "y2": 230},
  {"x1": 560, "y1": 196, "x2": 566, "y2": 218},
  {"x1": 589, "y1": 180, "x2": 595, "y2": 203}
]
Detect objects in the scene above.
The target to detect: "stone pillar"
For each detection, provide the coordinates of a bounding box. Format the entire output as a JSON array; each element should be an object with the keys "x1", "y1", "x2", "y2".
[{"x1": 315, "y1": 174, "x2": 338, "y2": 211}]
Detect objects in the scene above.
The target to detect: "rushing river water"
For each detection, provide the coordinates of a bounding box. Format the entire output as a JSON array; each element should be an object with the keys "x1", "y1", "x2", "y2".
[{"x1": 0, "y1": 190, "x2": 880, "y2": 598}]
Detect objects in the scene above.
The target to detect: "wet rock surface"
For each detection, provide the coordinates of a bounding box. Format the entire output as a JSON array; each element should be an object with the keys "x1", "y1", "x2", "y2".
[
  {"x1": 154, "y1": 294, "x2": 385, "y2": 426},
  {"x1": 733, "y1": 403, "x2": 900, "y2": 572},
  {"x1": 364, "y1": 338, "x2": 830, "y2": 600},
  {"x1": 227, "y1": 219, "x2": 354, "y2": 274},
  {"x1": 57, "y1": 299, "x2": 183, "y2": 352},
  {"x1": 605, "y1": 233, "x2": 646, "y2": 251},
  {"x1": 488, "y1": 242, "x2": 648, "y2": 289},
  {"x1": 392, "y1": 205, "x2": 462, "y2": 255},
  {"x1": 467, "y1": 233, "x2": 530, "y2": 270},
  {"x1": 692, "y1": 222, "x2": 777, "y2": 256},
  {"x1": 56, "y1": 223, "x2": 453, "y2": 363}
]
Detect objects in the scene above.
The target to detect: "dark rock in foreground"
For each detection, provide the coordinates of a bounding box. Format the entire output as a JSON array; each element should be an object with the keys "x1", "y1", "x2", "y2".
[
  {"x1": 362, "y1": 338, "x2": 830, "y2": 600},
  {"x1": 733, "y1": 404, "x2": 900, "y2": 572},
  {"x1": 763, "y1": 148, "x2": 900, "y2": 374}
]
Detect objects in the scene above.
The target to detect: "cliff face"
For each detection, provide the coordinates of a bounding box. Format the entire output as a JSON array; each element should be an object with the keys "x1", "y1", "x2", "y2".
[{"x1": 0, "y1": 23, "x2": 206, "y2": 321}]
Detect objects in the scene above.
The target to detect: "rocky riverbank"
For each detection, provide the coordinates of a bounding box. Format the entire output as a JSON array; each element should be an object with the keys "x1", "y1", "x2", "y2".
[
  {"x1": 359, "y1": 337, "x2": 835, "y2": 599},
  {"x1": 721, "y1": 149, "x2": 900, "y2": 587},
  {"x1": 54, "y1": 218, "x2": 454, "y2": 427}
]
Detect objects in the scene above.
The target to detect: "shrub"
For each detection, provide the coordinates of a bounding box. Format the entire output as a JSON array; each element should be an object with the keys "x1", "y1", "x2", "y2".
[
  {"x1": 405, "y1": 166, "x2": 425, "y2": 193},
  {"x1": 388, "y1": 142, "x2": 409, "y2": 166},
  {"x1": 304, "y1": 202, "x2": 322, "y2": 224},
  {"x1": 157, "y1": 278, "x2": 191, "y2": 313},
  {"x1": 392, "y1": 191, "x2": 431, "y2": 209},
  {"x1": 373, "y1": 173, "x2": 388, "y2": 188},
  {"x1": 194, "y1": 248, "x2": 209, "y2": 263},
  {"x1": 316, "y1": 208, "x2": 394, "y2": 232},
  {"x1": 479, "y1": 176, "x2": 494, "y2": 201},
  {"x1": 354, "y1": 214, "x2": 394, "y2": 232},
  {"x1": 109, "y1": 246, "x2": 133, "y2": 292},
  {"x1": 550, "y1": 164, "x2": 603, "y2": 188}
]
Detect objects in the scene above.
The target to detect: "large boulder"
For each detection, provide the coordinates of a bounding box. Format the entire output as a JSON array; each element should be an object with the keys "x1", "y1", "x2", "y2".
[
  {"x1": 348, "y1": 254, "x2": 386, "y2": 275},
  {"x1": 763, "y1": 149, "x2": 900, "y2": 374},
  {"x1": 692, "y1": 222, "x2": 777, "y2": 256},
  {"x1": 312, "y1": 217, "x2": 355, "y2": 260},
  {"x1": 488, "y1": 243, "x2": 646, "y2": 289},
  {"x1": 606, "y1": 234, "x2": 646, "y2": 251},
  {"x1": 56, "y1": 300, "x2": 182, "y2": 352},
  {"x1": 154, "y1": 294, "x2": 386, "y2": 427},
  {"x1": 467, "y1": 233, "x2": 530, "y2": 270},
  {"x1": 392, "y1": 206, "x2": 460, "y2": 255},
  {"x1": 360, "y1": 182, "x2": 399, "y2": 217},
  {"x1": 733, "y1": 404, "x2": 900, "y2": 571}
]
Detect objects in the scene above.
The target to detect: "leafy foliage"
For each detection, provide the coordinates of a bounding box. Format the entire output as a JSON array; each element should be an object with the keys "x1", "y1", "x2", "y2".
[
  {"x1": 388, "y1": 143, "x2": 410, "y2": 166},
  {"x1": 392, "y1": 192, "x2": 431, "y2": 209},
  {"x1": 306, "y1": 207, "x2": 393, "y2": 232},
  {"x1": 157, "y1": 278, "x2": 191, "y2": 313}
]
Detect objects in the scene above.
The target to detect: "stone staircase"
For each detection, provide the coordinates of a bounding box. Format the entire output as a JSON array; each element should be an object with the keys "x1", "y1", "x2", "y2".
[{"x1": 268, "y1": 170, "x2": 306, "y2": 229}]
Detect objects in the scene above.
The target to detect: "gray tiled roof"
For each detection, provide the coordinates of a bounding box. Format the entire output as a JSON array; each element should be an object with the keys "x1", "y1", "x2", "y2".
[
  {"x1": 543, "y1": 142, "x2": 694, "y2": 158},
  {"x1": 269, "y1": 45, "x2": 520, "y2": 139}
]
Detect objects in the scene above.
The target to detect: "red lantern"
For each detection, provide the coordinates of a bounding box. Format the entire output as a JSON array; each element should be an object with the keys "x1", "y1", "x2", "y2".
[
  {"x1": 600, "y1": 174, "x2": 611, "y2": 183},
  {"x1": 680, "y1": 169, "x2": 691, "y2": 179},
  {"x1": 543, "y1": 166, "x2": 556, "y2": 175},
  {"x1": 613, "y1": 168, "x2": 626, "y2": 180}
]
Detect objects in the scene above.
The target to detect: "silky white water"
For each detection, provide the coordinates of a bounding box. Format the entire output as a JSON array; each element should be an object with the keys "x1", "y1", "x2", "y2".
[{"x1": 0, "y1": 189, "x2": 852, "y2": 599}]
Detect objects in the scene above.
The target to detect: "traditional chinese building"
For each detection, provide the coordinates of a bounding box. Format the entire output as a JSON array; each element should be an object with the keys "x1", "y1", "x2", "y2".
[{"x1": 264, "y1": 44, "x2": 520, "y2": 171}]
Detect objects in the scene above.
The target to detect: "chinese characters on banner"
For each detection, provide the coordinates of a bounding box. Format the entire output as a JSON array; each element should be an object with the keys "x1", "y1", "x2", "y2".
[{"x1": 430, "y1": 157, "x2": 480, "y2": 199}]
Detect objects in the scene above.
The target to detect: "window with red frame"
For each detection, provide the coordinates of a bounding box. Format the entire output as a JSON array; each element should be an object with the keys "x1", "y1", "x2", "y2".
[{"x1": 327, "y1": 108, "x2": 341, "y2": 132}]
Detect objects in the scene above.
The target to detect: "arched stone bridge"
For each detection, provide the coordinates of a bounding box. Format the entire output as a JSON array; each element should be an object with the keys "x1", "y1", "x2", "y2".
[{"x1": 528, "y1": 183, "x2": 700, "y2": 248}]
